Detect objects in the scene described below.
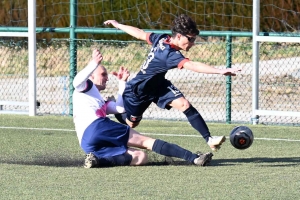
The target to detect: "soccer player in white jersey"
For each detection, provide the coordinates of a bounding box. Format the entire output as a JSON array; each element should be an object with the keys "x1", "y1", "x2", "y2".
[
  {"x1": 104, "y1": 14, "x2": 241, "y2": 151},
  {"x1": 72, "y1": 49, "x2": 214, "y2": 168}
]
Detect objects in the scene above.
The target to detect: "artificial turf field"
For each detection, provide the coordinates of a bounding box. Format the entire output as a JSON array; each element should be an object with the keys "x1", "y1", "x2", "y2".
[{"x1": 0, "y1": 115, "x2": 299, "y2": 199}]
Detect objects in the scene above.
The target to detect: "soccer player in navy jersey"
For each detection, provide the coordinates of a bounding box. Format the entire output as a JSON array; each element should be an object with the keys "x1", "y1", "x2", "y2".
[
  {"x1": 72, "y1": 49, "x2": 213, "y2": 168},
  {"x1": 104, "y1": 14, "x2": 241, "y2": 151}
]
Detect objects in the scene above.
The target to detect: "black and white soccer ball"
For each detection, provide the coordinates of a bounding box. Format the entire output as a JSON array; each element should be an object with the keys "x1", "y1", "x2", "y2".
[{"x1": 230, "y1": 126, "x2": 254, "y2": 150}]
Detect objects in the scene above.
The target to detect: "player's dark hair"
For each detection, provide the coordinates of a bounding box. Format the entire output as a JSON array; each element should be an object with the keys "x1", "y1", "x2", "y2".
[{"x1": 171, "y1": 14, "x2": 199, "y2": 36}]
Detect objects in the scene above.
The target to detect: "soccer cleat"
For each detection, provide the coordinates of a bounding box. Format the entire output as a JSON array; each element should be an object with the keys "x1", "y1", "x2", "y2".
[
  {"x1": 194, "y1": 152, "x2": 213, "y2": 166},
  {"x1": 207, "y1": 136, "x2": 226, "y2": 151},
  {"x1": 84, "y1": 153, "x2": 99, "y2": 168}
]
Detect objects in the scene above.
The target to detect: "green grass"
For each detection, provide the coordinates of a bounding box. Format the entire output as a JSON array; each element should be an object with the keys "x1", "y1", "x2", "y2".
[{"x1": 0, "y1": 115, "x2": 300, "y2": 199}]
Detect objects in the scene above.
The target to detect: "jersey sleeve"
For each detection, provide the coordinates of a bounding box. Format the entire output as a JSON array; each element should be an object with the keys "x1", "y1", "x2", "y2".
[
  {"x1": 73, "y1": 60, "x2": 98, "y2": 92},
  {"x1": 146, "y1": 32, "x2": 153, "y2": 44},
  {"x1": 147, "y1": 33, "x2": 165, "y2": 45},
  {"x1": 177, "y1": 58, "x2": 190, "y2": 69},
  {"x1": 166, "y1": 50, "x2": 188, "y2": 69}
]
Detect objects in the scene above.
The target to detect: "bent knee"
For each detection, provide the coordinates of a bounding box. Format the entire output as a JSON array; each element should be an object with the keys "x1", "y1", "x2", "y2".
[
  {"x1": 180, "y1": 98, "x2": 190, "y2": 109},
  {"x1": 131, "y1": 151, "x2": 148, "y2": 166},
  {"x1": 171, "y1": 98, "x2": 190, "y2": 111}
]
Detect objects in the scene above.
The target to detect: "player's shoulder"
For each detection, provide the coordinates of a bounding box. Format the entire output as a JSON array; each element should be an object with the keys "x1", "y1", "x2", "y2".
[
  {"x1": 149, "y1": 33, "x2": 169, "y2": 43},
  {"x1": 150, "y1": 32, "x2": 169, "y2": 38}
]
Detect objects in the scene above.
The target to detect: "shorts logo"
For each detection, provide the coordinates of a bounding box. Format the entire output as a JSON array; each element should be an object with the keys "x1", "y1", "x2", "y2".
[
  {"x1": 130, "y1": 115, "x2": 142, "y2": 122},
  {"x1": 167, "y1": 85, "x2": 182, "y2": 97}
]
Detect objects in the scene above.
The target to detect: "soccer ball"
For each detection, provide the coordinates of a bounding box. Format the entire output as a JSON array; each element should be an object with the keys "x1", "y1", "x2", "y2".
[{"x1": 230, "y1": 126, "x2": 254, "y2": 150}]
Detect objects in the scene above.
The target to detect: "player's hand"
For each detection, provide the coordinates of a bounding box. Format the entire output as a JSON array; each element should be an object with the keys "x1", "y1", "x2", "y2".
[
  {"x1": 103, "y1": 20, "x2": 120, "y2": 29},
  {"x1": 111, "y1": 66, "x2": 130, "y2": 81},
  {"x1": 92, "y1": 49, "x2": 103, "y2": 65},
  {"x1": 220, "y1": 68, "x2": 241, "y2": 76}
]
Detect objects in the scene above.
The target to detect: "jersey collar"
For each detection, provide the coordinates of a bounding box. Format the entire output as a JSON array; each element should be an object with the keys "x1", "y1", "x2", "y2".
[{"x1": 164, "y1": 36, "x2": 181, "y2": 50}]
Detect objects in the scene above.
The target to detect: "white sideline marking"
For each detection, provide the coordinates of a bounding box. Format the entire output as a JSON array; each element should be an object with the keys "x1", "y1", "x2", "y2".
[
  {"x1": 0, "y1": 126, "x2": 75, "y2": 132},
  {"x1": 0, "y1": 126, "x2": 300, "y2": 142}
]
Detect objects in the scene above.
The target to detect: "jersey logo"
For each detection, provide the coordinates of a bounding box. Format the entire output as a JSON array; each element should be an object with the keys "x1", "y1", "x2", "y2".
[{"x1": 167, "y1": 85, "x2": 182, "y2": 97}]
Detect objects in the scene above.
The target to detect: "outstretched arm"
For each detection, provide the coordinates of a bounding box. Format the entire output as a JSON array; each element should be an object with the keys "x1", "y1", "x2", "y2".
[
  {"x1": 183, "y1": 60, "x2": 241, "y2": 76},
  {"x1": 73, "y1": 49, "x2": 103, "y2": 91},
  {"x1": 106, "y1": 66, "x2": 130, "y2": 114},
  {"x1": 103, "y1": 20, "x2": 147, "y2": 41}
]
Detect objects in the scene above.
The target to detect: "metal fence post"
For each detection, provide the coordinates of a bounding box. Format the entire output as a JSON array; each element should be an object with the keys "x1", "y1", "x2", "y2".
[
  {"x1": 226, "y1": 35, "x2": 232, "y2": 124},
  {"x1": 69, "y1": 0, "x2": 77, "y2": 116}
]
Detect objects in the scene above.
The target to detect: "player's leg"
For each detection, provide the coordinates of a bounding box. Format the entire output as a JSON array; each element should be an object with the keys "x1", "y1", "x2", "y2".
[
  {"x1": 122, "y1": 90, "x2": 152, "y2": 128},
  {"x1": 157, "y1": 81, "x2": 225, "y2": 151},
  {"x1": 127, "y1": 128, "x2": 213, "y2": 166},
  {"x1": 84, "y1": 149, "x2": 147, "y2": 168},
  {"x1": 127, "y1": 148, "x2": 148, "y2": 165},
  {"x1": 82, "y1": 117, "x2": 136, "y2": 168},
  {"x1": 169, "y1": 97, "x2": 226, "y2": 151},
  {"x1": 169, "y1": 96, "x2": 209, "y2": 140}
]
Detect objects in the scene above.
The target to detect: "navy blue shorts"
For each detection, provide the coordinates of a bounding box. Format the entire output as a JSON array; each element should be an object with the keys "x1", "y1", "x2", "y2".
[
  {"x1": 123, "y1": 80, "x2": 184, "y2": 122},
  {"x1": 81, "y1": 117, "x2": 130, "y2": 158}
]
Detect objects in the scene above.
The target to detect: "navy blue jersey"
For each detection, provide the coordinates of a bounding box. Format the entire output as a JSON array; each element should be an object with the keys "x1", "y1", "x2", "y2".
[{"x1": 127, "y1": 33, "x2": 189, "y2": 97}]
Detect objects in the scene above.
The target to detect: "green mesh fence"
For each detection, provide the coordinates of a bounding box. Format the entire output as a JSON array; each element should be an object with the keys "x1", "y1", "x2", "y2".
[{"x1": 0, "y1": 38, "x2": 299, "y2": 125}]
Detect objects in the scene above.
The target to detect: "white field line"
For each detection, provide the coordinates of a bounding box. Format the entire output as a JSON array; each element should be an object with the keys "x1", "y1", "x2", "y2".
[{"x1": 1, "y1": 126, "x2": 300, "y2": 142}]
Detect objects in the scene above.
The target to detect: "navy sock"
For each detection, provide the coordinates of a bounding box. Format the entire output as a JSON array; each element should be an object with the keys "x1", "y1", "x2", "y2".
[
  {"x1": 183, "y1": 105, "x2": 211, "y2": 142},
  {"x1": 152, "y1": 139, "x2": 198, "y2": 163}
]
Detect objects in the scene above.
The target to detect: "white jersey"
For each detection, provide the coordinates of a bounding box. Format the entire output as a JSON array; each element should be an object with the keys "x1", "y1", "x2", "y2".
[{"x1": 72, "y1": 60, "x2": 126, "y2": 144}]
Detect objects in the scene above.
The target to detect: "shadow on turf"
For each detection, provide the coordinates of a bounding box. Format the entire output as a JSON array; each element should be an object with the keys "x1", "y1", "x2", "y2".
[
  {"x1": 0, "y1": 157, "x2": 191, "y2": 167},
  {"x1": 1, "y1": 156, "x2": 299, "y2": 167},
  {"x1": 0, "y1": 158, "x2": 84, "y2": 167},
  {"x1": 148, "y1": 157, "x2": 300, "y2": 167},
  {"x1": 211, "y1": 157, "x2": 300, "y2": 167}
]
